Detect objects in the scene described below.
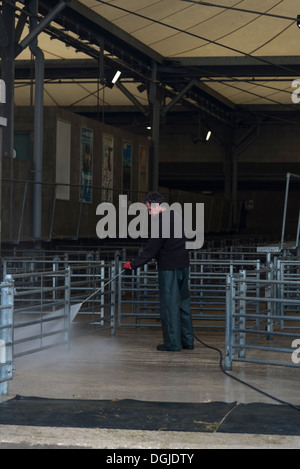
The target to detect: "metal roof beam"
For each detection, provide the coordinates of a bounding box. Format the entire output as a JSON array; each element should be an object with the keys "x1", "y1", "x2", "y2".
[
  {"x1": 39, "y1": 0, "x2": 163, "y2": 66},
  {"x1": 115, "y1": 81, "x2": 149, "y2": 117},
  {"x1": 164, "y1": 56, "x2": 300, "y2": 78},
  {"x1": 15, "y1": 0, "x2": 71, "y2": 57}
]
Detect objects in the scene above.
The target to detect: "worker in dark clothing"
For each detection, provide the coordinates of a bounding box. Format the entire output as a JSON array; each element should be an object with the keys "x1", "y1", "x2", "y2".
[{"x1": 123, "y1": 192, "x2": 194, "y2": 352}]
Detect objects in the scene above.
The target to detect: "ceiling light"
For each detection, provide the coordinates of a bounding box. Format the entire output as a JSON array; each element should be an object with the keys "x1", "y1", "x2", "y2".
[
  {"x1": 104, "y1": 70, "x2": 122, "y2": 88},
  {"x1": 297, "y1": 15, "x2": 300, "y2": 28},
  {"x1": 112, "y1": 70, "x2": 121, "y2": 84},
  {"x1": 206, "y1": 130, "x2": 212, "y2": 141}
]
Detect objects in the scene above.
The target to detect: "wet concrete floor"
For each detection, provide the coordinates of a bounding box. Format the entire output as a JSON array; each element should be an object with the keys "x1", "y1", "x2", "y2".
[{"x1": 1, "y1": 327, "x2": 300, "y2": 449}]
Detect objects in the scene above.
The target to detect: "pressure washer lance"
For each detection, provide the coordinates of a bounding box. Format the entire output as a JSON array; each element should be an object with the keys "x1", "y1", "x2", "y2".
[{"x1": 70, "y1": 269, "x2": 125, "y2": 321}]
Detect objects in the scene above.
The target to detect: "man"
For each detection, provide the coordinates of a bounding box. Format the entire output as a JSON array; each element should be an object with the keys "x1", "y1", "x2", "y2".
[{"x1": 123, "y1": 192, "x2": 194, "y2": 352}]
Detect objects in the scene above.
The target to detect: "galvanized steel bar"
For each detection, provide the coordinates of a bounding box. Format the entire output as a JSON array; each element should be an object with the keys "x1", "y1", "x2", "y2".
[
  {"x1": 0, "y1": 275, "x2": 14, "y2": 395},
  {"x1": 225, "y1": 267, "x2": 300, "y2": 370}
]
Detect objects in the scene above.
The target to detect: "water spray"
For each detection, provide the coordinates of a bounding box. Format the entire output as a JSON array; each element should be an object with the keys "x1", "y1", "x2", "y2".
[{"x1": 71, "y1": 269, "x2": 125, "y2": 321}]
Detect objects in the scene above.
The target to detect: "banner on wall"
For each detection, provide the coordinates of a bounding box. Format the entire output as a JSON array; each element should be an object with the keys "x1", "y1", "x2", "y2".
[
  {"x1": 122, "y1": 140, "x2": 132, "y2": 200},
  {"x1": 102, "y1": 133, "x2": 114, "y2": 203},
  {"x1": 138, "y1": 145, "x2": 148, "y2": 200},
  {"x1": 80, "y1": 127, "x2": 93, "y2": 203}
]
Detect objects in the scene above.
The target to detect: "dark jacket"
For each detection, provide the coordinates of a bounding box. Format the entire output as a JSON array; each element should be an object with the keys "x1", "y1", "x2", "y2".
[{"x1": 130, "y1": 209, "x2": 189, "y2": 271}]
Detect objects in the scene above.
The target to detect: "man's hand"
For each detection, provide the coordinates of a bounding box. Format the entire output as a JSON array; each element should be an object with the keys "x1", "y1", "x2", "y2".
[{"x1": 123, "y1": 261, "x2": 131, "y2": 270}]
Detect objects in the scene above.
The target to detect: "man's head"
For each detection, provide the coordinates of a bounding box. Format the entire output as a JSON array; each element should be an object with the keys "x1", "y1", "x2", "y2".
[{"x1": 144, "y1": 192, "x2": 166, "y2": 215}]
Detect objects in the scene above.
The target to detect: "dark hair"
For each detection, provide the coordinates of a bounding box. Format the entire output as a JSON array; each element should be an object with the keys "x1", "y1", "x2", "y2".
[{"x1": 144, "y1": 191, "x2": 165, "y2": 205}]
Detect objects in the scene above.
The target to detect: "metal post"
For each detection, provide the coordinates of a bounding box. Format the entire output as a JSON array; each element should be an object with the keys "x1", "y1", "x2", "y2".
[
  {"x1": 76, "y1": 196, "x2": 83, "y2": 240},
  {"x1": 1, "y1": 1, "x2": 15, "y2": 241},
  {"x1": 0, "y1": 274, "x2": 14, "y2": 396},
  {"x1": 280, "y1": 172, "x2": 291, "y2": 250},
  {"x1": 64, "y1": 266, "x2": 71, "y2": 352},
  {"x1": 238, "y1": 270, "x2": 247, "y2": 359},
  {"x1": 232, "y1": 154, "x2": 238, "y2": 230},
  {"x1": 224, "y1": 127, "x2": 233, "y2": 200},
  {"x1": 17, "y1": 181, "x2": 29, "y2": 243},
  {"x1": 224, "y1": 274, "x2": 233, "y2": 371},
  {"x1": 149, "y1": 61, "x2": 160, "y2": 192},
  {"x1": 29, "y1": 0, "x2": 44, "y2": 244},
  {"x1": 48, "y1": 184, "x2": 58, "y2": 241},
  {"x1": 111, "y1": 263, "x2": 116, "y2": 334},
  {"x1": 100, "y1": 261, "x2": 105, "y2": 325},
  {"x1": 295, "y1": 208, "x2": 300, "y2": 249},
  {"x1": 118, "y1": 261, "x2": 123, "y2": 327}
]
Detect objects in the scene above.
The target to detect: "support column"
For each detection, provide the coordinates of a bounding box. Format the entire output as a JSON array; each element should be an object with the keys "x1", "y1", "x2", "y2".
[
  {"x1": 13, "y1": 0, "x2": 70, "y2": 245},
  {"x1": 149, "y1": 61, "x2": 160, "y2": 192},
  {"x1": 1, "y1": 1, "x2": 15, "y2": 241},
  {"x1": 224, "y1": 126, "x2": 233, "y2": 200},
  {"x1": 232, "y1": 153, "x2": 238, "y2": 230},
  {"x1": 29, "y1": 0, "x2": 44, "y2": 245}
]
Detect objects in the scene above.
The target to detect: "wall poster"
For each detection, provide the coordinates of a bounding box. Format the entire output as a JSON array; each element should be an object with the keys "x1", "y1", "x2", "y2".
[
  {"x1": 138, "y1": 145, "x2": 148, "y2": 200},
  {"x1": 122, "y1": 140, "x2": 132, "y2": 200},
  {"x1": 80, "y1": 127, "x2": 93, "y2": 203},
  {"x1": 102, "y1": 133, "x2": 114, "y2": 203}
]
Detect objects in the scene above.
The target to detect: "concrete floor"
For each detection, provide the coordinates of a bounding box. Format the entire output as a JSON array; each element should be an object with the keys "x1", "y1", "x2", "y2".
[{"x1": 1, "y1": 327, "x2": 300, "y2": 449}]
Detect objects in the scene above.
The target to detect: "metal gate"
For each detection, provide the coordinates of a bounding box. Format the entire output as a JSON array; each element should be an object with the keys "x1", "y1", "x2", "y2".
[
  {"x1": 0, "y1": 257, "x2": 117, "y2": 396},
  {"x1": 117, "y1": 257, "x2": 262, "y2": 327},
  {"x1": 225, "y1": 267, "x2": 300, "y2": 370}
]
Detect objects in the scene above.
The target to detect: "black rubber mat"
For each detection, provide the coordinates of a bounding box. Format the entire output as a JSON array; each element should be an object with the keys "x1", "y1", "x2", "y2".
[{"x1": 1, "y1": 395, "x2": 300, "y2": 435}]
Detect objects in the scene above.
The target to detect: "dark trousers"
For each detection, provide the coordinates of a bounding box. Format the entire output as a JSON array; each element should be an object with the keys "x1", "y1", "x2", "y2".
[{"x1": 158, "y1": 268, "x2": 194, "y2": 351}]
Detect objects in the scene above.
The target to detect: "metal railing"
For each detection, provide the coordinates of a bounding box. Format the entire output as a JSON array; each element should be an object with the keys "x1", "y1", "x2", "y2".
[
  {"x1": 275, "y1": 258, "x2": 300, "y2": 328},
  {"x1": 2, "y1": 178, "x2": 150, "y2": 244},
  {"x1": 280, "y1": 172, "x2": 300, "y2": 250},
  {"x1": 12, "y1": 267, "x2": 71, "y2": 359},
  {"x1": 3, "y1": 256, "x2": 118, "y2": 337},
  {"x1": 1, "y1": 243, "x2": 299, "y2": 397},
  {"x1": 225, "y1": 268, "x2": 300, "y2": 370},
  {"x1": 68, "y1": 260, "x2": 117, "y2": 335},
  {"x1": 2, "y1": 178, "x2": 243, "y2": 244},
  {"x1": 0, "y1": 255, "x2": 118, "y2": 395},
  {"x1": 117, "y1": 257, "x2": 262, "y2": 327}
]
